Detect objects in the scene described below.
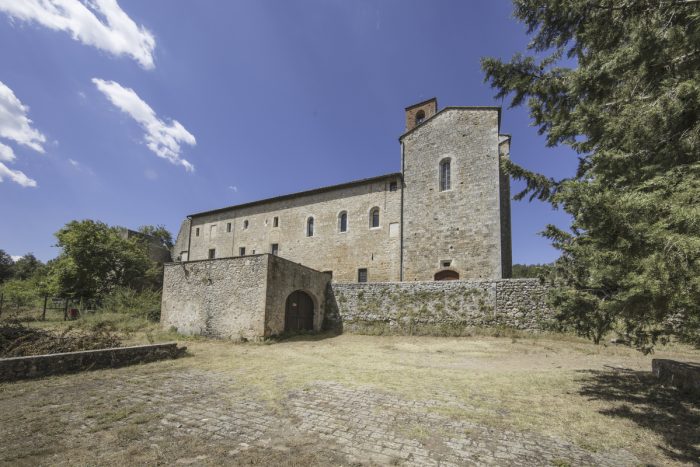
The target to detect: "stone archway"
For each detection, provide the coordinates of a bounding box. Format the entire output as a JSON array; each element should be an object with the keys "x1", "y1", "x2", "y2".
[
  {"x1": 284, "y1": 290, "x2": 315, "y2": 332},
  {"x1": 434, "y1": 270, "x2": 459, "y2": 281}
]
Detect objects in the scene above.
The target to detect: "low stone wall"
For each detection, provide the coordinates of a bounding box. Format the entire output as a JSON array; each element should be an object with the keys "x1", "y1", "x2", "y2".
[
  {"x1": 325, "y1": 279, "x2": 554, "y2": 333},
  {"x1": 0, "y1": 343, "x2": 186, "y2": 382},
  {"x1": 652, "y1": 359, "x2": 700, "y2": 395}
]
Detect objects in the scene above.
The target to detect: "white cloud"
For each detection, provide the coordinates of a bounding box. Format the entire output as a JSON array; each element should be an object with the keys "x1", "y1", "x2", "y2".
[
  {"x1": 10, "y1": 255, "x2": 21, "y2": 262},
  {"x1": 0, "y1": 81, "x2": 45, "y2": 187},
  {"x1": 68, "y1": 158, "x2": 79, "y2": 167},
  {"x1": 0, "y1": 162, "x2": 37, "y2": 187},
  {"x1": 0, "y1": 81, "x2": 46, "y2": 152},
  {"x1": 92, "y1": 78, "x2": 196, "y2": 171},
  {"x1": 228, "y1": 185, "x2": 237, "y2": 192},
  {"x1": 0, "y1": 0, "x2": 155, "y2": 69},
  {"x1": 0, "y1": 142, "x2": 15, "y2": 162}
]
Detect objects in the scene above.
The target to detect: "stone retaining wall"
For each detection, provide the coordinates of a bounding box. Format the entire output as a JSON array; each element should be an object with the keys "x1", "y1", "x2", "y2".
[
  {"x1": 652, "y1": 359, "x2": 700, "y2": 395},
  {"x1": 0, "y1": 343, "x2": 186, "y2": 382},
  {"x1": 325, "y1": 279, "x2": 554, "y2": 333}
]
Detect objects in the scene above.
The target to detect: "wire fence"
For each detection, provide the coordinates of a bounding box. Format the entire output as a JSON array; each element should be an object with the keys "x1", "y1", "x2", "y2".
[{"x1": 0, "y1": 292, "x2": 100, "y2": 321}]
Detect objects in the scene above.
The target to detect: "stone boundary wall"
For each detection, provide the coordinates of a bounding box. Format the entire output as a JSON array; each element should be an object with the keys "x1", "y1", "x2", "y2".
[
  {"x1": 0, "y1": 343, "x2": 186, "y2": 382},
  {"x1": 325, "y1": 279, "x2": 554, "y2": 333}
]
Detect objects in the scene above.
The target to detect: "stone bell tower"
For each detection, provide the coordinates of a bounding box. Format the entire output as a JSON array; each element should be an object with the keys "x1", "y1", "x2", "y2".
[{"x1": 400, "y1": 99, "x2": 511, "y2": 281}]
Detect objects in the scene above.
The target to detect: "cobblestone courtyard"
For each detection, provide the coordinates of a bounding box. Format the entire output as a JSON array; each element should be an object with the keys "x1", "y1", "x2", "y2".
[{"x1": 1, "y1": 334, "x2": 698, "y2": 466}]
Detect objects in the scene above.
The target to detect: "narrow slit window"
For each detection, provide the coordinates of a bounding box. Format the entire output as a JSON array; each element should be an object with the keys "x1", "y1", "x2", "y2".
[
  {"x1": 440, "y1": 159, "x2": 451, "y2": 191},
  {"x1": 239, "y1": 247, "x2": 245, "y2": 256},
  {"x1": 226, "y1": 222, "x2": 231, "y2": 233},
  {"x1": 243, "y1": 220, "x2": 249, "y2": 229},
  {"x1": 271, "y1": 243, "x2": 279, "y2": 256},
  {"x1": 339, "y1": 211, "x2": 347, "y2": 233},
  {"x1": 273, "y1": 216, "x2": 279, "y2": 227},
  {"x1": 195, "y1": 227, "x2": 200, "y2": 237},
  {"x1": 307, "y1": 217, "x2": 314, "y2": 237},
  {"x1": 208, "y1": 249, "x2": 216, "y2": 259}
]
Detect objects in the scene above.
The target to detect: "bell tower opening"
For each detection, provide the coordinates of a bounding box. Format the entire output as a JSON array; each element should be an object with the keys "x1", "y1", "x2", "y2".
[{"x1": 404, "y1": 97, "x2": 438, "y2": 132}]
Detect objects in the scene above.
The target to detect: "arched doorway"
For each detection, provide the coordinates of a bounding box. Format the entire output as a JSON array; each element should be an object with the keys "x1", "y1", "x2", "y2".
[
  {"x1": 434, "y1": 270, "x2": 459, "y2": 281},
  {"x1": 285, "y1": 290, "x2": 315, "y2": 332}
]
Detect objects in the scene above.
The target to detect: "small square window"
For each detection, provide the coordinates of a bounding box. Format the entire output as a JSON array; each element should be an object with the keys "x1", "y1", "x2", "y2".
[
  {"x1": 208, "y1": 249, "x2": 216, "y2": 259},
  {"x1": 358, "y1": 268, "x2": 368, "y2": 283},
  {"x1": 195, "y1": 227, "x2": 200, "y2": 237},
  {"x1": 239, "y1": 247, "x2": 245, "y2": 256},
  {"x1": 389, "y1": 181, "x2": 398, "y2": 192},
  {"x1": 226, "y1": 222, "x2": 231, "y2": 233},
  {"x1": 273, "y1": 216, "x2": 279, "y2": 227},
  {"x1": 271, "y1": 243, "x2": 279, "y2": 255},
  {"x1": 441, "y1": 260, "x2": 452, "y2": 268}
]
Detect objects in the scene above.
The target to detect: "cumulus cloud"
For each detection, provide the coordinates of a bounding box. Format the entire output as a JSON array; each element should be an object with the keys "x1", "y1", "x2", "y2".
[
  {"x1": 92, "y1": 78, "x2": 195, "y2": 171},
  {"x1": 0, "y1": 81, "x2": 45, "y2": 187},
  {"x1": 228, "y1": 185, "x2": 237, "y2": 192},
  {"x1": 0, "y1": 0, "x2": 155, "y2": 69}
]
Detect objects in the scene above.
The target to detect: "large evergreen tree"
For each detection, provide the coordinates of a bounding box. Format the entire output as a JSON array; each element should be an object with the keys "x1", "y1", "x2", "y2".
[{"x1": 482, "y1": 0, "x2": 699, "y2": 351}]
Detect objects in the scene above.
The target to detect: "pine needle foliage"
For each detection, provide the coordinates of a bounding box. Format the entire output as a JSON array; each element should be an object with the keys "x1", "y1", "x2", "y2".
[{"x1": 482, "y1": 0, "x2": 700, "y2": 351}]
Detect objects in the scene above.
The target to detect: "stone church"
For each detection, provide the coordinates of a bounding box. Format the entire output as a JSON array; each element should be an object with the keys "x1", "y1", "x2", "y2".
[{"x1": 162, "y1": 98, "x2": 518, "y2": 339}]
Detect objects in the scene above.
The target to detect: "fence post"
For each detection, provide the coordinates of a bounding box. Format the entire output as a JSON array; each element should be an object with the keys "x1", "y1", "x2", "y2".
[{"x1": 42, "y1": 294, "x2": 48, "y2": 321}]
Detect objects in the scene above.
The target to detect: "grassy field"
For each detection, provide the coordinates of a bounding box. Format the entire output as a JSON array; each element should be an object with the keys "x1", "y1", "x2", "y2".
[{"x1": 1, "y1": 312, "x2": 698, "y2": 465}]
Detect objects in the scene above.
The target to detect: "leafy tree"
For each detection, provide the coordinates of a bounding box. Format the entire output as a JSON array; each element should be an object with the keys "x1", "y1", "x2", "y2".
[
  {"x1": 12, "y1": 253, "x2": 43, "y2": 281},
  {"x1": 138, "y1": 225, "x2": 174, "y2": 249},
  {"x1": 512, "y1": 263, "x2": 552, "y2": 279},
  {"x1": 50, "y1": 220, "x2": 154, "y2": 300},
  {"x1": 0, "y1": 250, "x2": 13, "y2": 283},
  {"x1": 482, "y1": 0, "x2": 700, "y2": 351}
]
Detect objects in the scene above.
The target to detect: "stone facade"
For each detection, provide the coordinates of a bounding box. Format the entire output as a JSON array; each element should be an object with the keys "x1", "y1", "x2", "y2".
[
  {"x1": 186, "y1": 175, "x2": 402, "y2": 282},
  {"x1": 325, "y1": 279, "x2": 554, "y2": 333},
  {"x1": 161, "y1": 255, "x2": 330, "y2": 340},
  {"x1": 173, "y1": 99, "x2": 512, "y2": 283},
  {"x1": 401, "y1": 107, "x2": 508, "y2": 280}
]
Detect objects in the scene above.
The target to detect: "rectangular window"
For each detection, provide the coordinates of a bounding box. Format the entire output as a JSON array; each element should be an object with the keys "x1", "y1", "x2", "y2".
[
  {"x1": 358, "y1": 268, "x2": 368, "y2": 283},
  {"x1": 271, "y1": 243, "x2": 279, "y2": 255},
  {"x1": 208, "y1": 249, "x2": 216, "y2": 259},
  {"x1": 226, "y1": 222, "x2": 231, "y2": 233},
  {"x1": 195, "y1": 227, "x2": 200, "y2": 237},
  {"x1": 273, "y1": 216, "x2": 279, "y2": 227},
  {"x1": 239, "y1": 247, "x2": 245, "y2": 256},
  {"x1": 389, "y1": 181, "x2": 398, "y2": 192},
  {"x1": 441, "y1": 260, "x2": 452, "y2": 268}
]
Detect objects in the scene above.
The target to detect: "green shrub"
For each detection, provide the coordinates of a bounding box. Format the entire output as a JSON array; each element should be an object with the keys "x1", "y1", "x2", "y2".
[{"x1": 98, "y1": 287, "x2": 161, "y2": 322}]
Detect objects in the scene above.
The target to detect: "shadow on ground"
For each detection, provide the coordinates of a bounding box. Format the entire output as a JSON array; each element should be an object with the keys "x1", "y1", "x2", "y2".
[{"x1": 577, "y1": 366, "x2": 699, "y2": 464}]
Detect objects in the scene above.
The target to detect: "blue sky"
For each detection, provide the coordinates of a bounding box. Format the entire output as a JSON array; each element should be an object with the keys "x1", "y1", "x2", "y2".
[{"x1": 0, "y1": 0, "x2": 576, "y2": 264}]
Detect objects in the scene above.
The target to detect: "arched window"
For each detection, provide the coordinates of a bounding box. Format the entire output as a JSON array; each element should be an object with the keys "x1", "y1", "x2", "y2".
[
  {"x1": 338, "y1": 211, "x2": 347, "y2": 233},
  {"x1": 306, "y1": 217, "x2": 314, "y2": 237},
  {"x1": 439, "y1": 158, "x2": 451, "y2": 191},
  {"x1": 369, "y1": 207, "x2": 380, "y2": 228},
  {"x1": 415, "y1": 110, "x2": 425, "y2": 125}
]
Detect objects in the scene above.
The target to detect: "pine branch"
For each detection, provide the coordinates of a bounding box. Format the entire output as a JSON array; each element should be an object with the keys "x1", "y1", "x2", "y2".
[{"x1": 502, "y1": 158, "x2": 560, "y2": 202}]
